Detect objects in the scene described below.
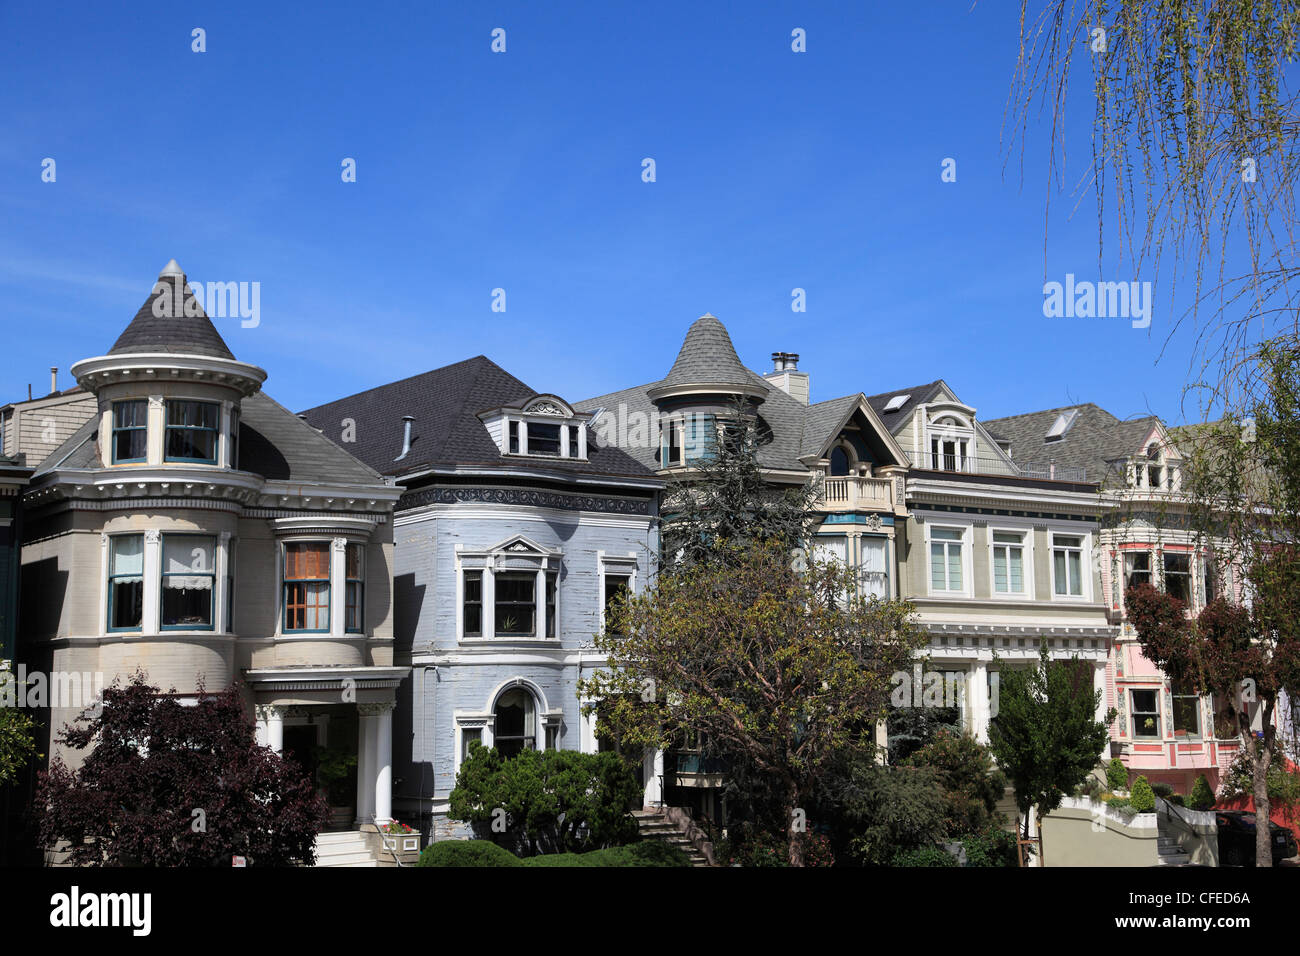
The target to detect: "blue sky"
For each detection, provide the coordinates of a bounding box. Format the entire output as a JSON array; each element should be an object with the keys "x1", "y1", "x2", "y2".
[{"x1": 0, "y1": 1, "x2": 1244, "y2": 425}]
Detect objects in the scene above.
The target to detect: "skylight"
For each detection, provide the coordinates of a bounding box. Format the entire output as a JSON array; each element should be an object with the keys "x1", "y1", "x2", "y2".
[
  {"x1": 883, "y1": 394, "x2": 910, "y2": 412},
  {"x1": 1045, "y1": 409, "x2": 1079, "y2": 441}
]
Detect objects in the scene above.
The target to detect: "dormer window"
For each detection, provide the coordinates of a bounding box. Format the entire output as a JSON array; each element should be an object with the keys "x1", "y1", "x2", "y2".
[
  {"x1": 527, "y1": 422, "x2": 562, "y2": 456},
  {"x1": 111, "y1": 400, "x2": 148, "y2": 464},
  {"x1": 165, "y1": 400, "x2": 220, "y2": 464}
]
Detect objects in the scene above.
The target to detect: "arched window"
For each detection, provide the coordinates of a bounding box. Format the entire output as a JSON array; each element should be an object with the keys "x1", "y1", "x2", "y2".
[
  {"x1": 494, "y1": 687, "x2": 536, "y2": 758},
  {"x1": 829, "y1": 446, "x2": 850, "y2": 477}
]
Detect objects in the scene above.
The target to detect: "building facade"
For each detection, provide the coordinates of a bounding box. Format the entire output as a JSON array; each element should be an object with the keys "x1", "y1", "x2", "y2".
[
  {"x1": 17, "y1": 260, "x2": 405, "y2": 832},
  {"x1": 301, "y1": 357, "x2": 662, "y2": 838}
]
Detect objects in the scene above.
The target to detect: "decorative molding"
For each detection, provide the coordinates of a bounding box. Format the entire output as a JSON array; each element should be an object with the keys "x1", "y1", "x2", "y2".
[
  {"x1": 358, "y1": 701, "x2": 396, "y2": 717},
  {"x1": 399, "y1": 486, "x2": 651, "y2": 516},
  {"x1": 144, "y1": 529, "x2": 160, "y2": 543}
]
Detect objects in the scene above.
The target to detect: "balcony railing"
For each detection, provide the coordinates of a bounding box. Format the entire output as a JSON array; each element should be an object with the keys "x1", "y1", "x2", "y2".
[
  {"x1": 819, "y1": 475, "x2": 896, "y2": 512},
  {"x1": 907, "y1": 453, "x2": 1087, "y2": 483}
]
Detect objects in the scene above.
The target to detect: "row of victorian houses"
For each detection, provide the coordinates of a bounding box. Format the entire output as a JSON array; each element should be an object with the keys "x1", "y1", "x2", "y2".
[{"x1": 0, "y1": 260, "x2": 1278, "y2": 862}]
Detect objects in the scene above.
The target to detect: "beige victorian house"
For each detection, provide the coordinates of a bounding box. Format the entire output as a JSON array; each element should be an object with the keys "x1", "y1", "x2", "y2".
[{"x1": 18, "y1": 260, "x2": 405, "y2": 849}]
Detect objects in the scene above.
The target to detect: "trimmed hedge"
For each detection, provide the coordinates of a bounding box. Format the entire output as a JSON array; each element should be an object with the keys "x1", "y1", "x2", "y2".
[
  {"x1": 891, "y1": 845, "x2": 958, "y2": 867},
  {"x1": 1106, "y1": 758, "x2": 1129, "y2": 792},
  {"x1": 1188, "y1": 774, "x2": 1215, "y2": 811},
  {"x1": 418, "y1": 840, "x2": 521, "y2": 867},
  {"x1": 1130, "y1": 776, "x2": 1156, "y2": 813},
  {"x1": 417, "y1": 839, "x2": 691, "y2": 868}
]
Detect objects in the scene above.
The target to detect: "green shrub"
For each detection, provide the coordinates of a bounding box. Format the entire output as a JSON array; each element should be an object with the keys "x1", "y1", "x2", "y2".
[
  {"x1": 891, "y1": 845, "x2": 958, "y2": 867},
  {"x1": 1188, "y1": 774, "x2": 1215, "y2": 811},
  {"x1": 1167, "y1": 793, "x2": 1186, "y2": 807},
  {"x1": 904, "y1": 730, "x2": 1007, "y2": 837},
  {"x1": 1104, "y1": 794, "x2": 1133, "y2": 811},
  {"x1": 960, "y1": 827, "x2": 1018, "y2": 867},
  {"x1": 1106, "y1": 758, "x2": 1129, "y2": 792},
  {"x1": 448, "y1": 744, "x2": 641, "y2": 856},
  {"x1": 1130, "y1": 776, "x2": 1156, "y2": 812},
  {"x1": 417, "y1": 840, "x2": 521, "y2": 867},
  {"x1": 521, "y1": 840, "x2": 691, "y2": 868},
  {"x1": 1151, "y1": 781, "x2": 1174, "y2": 798}
]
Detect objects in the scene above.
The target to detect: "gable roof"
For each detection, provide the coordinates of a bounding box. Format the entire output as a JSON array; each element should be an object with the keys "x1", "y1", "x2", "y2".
[
  {"x1": 33, "y1": 391, "x2": 383, "y2": 486},
  {"x1": 108, "y1": 260, "x2": 236, "y2": 360},
  {"x1": 982, "y1": 403, "x2": 1161, "y2": 484},
  {"x1": 865, "y1": 381, "x2": 946, "y2": 435},
  {"x1": 299, "y1": 356, "x2": 653, "y2": 480}
]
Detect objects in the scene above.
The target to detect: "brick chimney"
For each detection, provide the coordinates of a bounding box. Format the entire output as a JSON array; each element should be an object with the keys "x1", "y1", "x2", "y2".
[{"x1": 764, "y1": 352, "x2": 809, "y2": 404}]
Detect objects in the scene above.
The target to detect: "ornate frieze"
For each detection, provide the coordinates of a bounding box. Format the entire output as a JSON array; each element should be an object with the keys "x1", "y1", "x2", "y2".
[{"x1": 400, "y1": 486, "x2": 651, "y2": 515}]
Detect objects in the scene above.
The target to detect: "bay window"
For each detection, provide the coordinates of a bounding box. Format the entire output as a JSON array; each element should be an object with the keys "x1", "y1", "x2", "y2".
[
  {"x1": 283, "y1": 542, "x2": 330, "y2": 632},
  {"x1": 165, "y1": 399, "x2": 220, "y2": 463},
  {"x1": 107, "y1": 534, "x2": 144, "y2": 631},
  {"x1": 345, "y1": 543, "x2": 364, "y2": 632},
  {"x1": 111, "y1": 400, "x2": 147, "y2": 464},
  {"x1": 860, "y1": 536, "x2": 888, "y2": 599},
  {"x1": 1131, "y1": 689, "x2": 1161, "y2": 738},
  {"x1": 161, "y1": 534, "x2": 215, "y2": 629},
  {"x1": 494, "y1": 572, "x2": 536, "y2": 636},
  {"x1": 1162, "y1": 551, "x2": 1192, "y2": 603}
]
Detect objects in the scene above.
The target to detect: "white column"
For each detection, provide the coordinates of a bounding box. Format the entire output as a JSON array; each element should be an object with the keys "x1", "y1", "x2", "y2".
[
  {"x1": 970, "y1": 661, "x2": 991, "y2": 744},
  {"x1": 535, "y1": 568, "x2": 546, "y2": 639},
  {"x1": 643, "y1": 748, "x2": 664, "y2": 808},
  {"x1": 357, "y1": 711, "x2": 376, "y2": 825},
  {"x1": 262, "y1": 705, "x2": 284, "y2": 754},
  {"x1": 330, "y1": 537, "x2": 347, "y2": 637},
  {"x1": 374, "y1": 704, "x2": 393, "y2": 824},
  {"x1": 1094, "y1": 659, "x2": 1108, "y2": 725},
  {"x1": 483, "y1": 561, "x2": 496, "y2": 639},
  {"x1": 142, "y1": 530, "x2": 162, "y2": 633}
]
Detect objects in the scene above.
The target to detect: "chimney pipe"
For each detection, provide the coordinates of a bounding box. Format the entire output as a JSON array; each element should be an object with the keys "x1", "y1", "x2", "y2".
[
  {"x1": 50, "y1": 367, "x2": 58, "y2": 394},
  {"x1": 394, "y1": 415, "x2": 415, "y2": 462}
]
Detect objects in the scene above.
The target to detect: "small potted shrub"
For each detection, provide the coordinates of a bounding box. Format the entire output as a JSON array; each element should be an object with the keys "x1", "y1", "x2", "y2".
[
  {"x1": 1130, "y1": 776, "x2": 1156, "y2": 813},
  {"x1": 1188, "y1": 774, "x2": 1215, "y2": 811},
  {"x1": 1106, "y1": 758, "x2": 1129, "y2": 794}
]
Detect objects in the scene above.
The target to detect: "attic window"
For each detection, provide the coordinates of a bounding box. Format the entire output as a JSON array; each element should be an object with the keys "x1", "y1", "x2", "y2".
[
  {"x1": 883, "y1": 394, "x2": 910, "y2": 413},
  {"x1": 1045, "y1": 409, "x2": 1078, "y2": 442}
]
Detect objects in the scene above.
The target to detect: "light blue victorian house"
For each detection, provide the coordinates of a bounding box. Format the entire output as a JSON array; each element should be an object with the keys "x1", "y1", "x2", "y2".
[{"x1": 302, "y1": 357, "x2": 662, "y2": 837}]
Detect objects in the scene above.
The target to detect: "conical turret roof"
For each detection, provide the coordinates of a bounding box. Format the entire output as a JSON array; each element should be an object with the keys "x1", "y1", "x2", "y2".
[
  {"x1": 660, "y1": 313, "x2": 760, "y2": 391},
  {"x1": 108, "y1": 260, "x2": 236, "y2": 360}
]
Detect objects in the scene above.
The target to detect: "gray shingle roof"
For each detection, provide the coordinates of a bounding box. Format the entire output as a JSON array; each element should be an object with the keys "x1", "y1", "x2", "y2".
[
  {"x1": 982, "y1": 404, "x2": 1161, "y2": 485},
  {"x1": 864, "y1": 381, "x2": 945, "y2": 435},
  {"x1": 660, "y1": 314, "x2": 767, "y2": 392},
  {"x1": 108, "y1": 262, "x2": 236, "y2": 360},
  {"x1": 299, "y1": 356, "x2": 654, "y2": 480},
  {"x1": 33, "y1": 391, "x2": 383, "y2": 485}
]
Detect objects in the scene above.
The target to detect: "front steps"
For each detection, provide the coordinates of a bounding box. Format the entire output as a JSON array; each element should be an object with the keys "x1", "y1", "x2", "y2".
[
  {"x1": 1156, "y1": 833, "x2": 1191, "y2": 866},
  {"x1": 633, "y1": 809, "x2": 712, "y2": 866},
  {"x1": 313, "y1": 830, "x2": 378, "y2": 867}
]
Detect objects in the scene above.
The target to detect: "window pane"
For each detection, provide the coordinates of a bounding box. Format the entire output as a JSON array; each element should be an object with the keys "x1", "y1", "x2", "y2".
[
  {"x1": 930, "y1": 543, "x2": 946, "y2": 590},
  {"x1": 947, "y1": 546, "x2": 962, "y2": 590},
  {"x1": 994, "y1": 548, "x2": 1008, "y2": 592},
  {"x1": 494, "y1": 688, "x2": 535, "y2": 759},
  {"x1": 162, "y1": 535, "x2": 214, "y2": 627},
  {"x1": 1067, "y1": 551, "x2": 1082, "y2": 595},
  {"x1": 464, "y1": 571, "x2": 482, "y2": 636},
  {"x1": 113, "y1": 400, "x2": 146, "y2": 428},
  {"x1": 526, "y1": 422, "x2": 561, "y2": 456},
  {"x1": 285, "y1": 542, "x2": 329, "y2": 579},
  {"x1": 346, "y1": 543, "x2": 363, "y2": 579},
  {"x1": 114, "y1": 427, "x2": 147, "y2": 462},
  {"x1": 932, "y1": 528, "x2": 962, "y2": 541},
  {"x1": 495, "y1": 572, "x2": 535, "y2": 635},
  {"x1": 1053, "y1": 551, "x2": 1067, "y2": 594},
  {"x1": 110, "y1": 535, "x2": 144, "y2": 575},
  {"x1": 604, "y1": 574, "x2": 629, "y2": 633}
]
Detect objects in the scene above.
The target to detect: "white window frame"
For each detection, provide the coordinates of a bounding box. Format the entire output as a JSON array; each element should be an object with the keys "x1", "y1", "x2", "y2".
[
  {"x1": 456, "y1": 539, "x2": 562, "y2": 642},
  {"x1": 987, "y1": 526, "x2": 1034, "y2": 599},
  {"x1": 598, "y1": 552, "x2": 638, "y2": 634},
  {"x1": 926, "y1": 523, "x2": 971, "y2": 597},
  {"x1": 1049, "y1": 531, "x2": 1091, "y2": 602}
]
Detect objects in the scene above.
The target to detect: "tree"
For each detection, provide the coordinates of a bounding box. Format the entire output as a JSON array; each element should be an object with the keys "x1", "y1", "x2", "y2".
[
  {"x1": 987, "y1": 642, "x2": 1116, "y2": 866},
  {"x1": 1010, "y1": 1, "x2": 1300, "y2": 404},
  {"x1": 659, "y1": 398, "x2": 818, "y2": 572},
  {"x1": 447, "y1": 745, "x2": 641, "y2": 857},
  {"x1": 1124, "y1": 341, "x2": 1300, "y2": 865},
  {"x1": 580, "y1": 537, "x2": 927, "y2": 866},
  {"x1": 0, "y1": 663, "x2": 40, "y2": 786},
  {"x1": 36, "y1": 672, "x2": 327, "y2": 866},
  {"x1": 904, "y1": 730, "x2": 1008, "y2": 838}
]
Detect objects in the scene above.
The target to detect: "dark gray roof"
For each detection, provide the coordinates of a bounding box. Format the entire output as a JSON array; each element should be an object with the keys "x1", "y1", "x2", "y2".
[
  {"x1": 864, "y1": 381, "x2": 945, "y2": 435},
  {"x1": 33, "y1": 391, "x2": 383, "y2": 486},
  {"x1": 108, "y1": 265, "x2": 236, "y2": 360},
  {"x1": 801, "y1": 395, "x2": 860, "y2": 458},
  {"x1": 982, "y1": 404, "x2": 1161, "y2": 485},
  {"x1": 299, "y1": 356, "x2": 654, "y2": 481},
  {"x1": 660, "y1": 314, "x2": 766, "y2": 392}
]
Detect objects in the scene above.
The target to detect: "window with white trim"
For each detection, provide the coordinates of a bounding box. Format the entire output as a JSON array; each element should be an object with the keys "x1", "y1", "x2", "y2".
[
  {"x1": 860, "y1": 536, "x2": 888, "y2": 600},
  {"x1": 1162, "y1": 550, "x2": 1192, "y2": 604},
  {"x1": 494, "y1": 687, "x2": 536, "y2": 758},
  {"x1": 1051, "y1": 534, "x2": 1085, "y2": 597},
  {"x1": 991, "y1": 530, "x2": 1026, "y2": 595},
  {"x1": 107, "y1": 534, "x2": 144, "y2": 631},
  {"x1": 929, "y1": 526, "x2": 966, "y2": 593},
  {"x1": 161, "y1": 534, "x2": 215, "y2": 630}
]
